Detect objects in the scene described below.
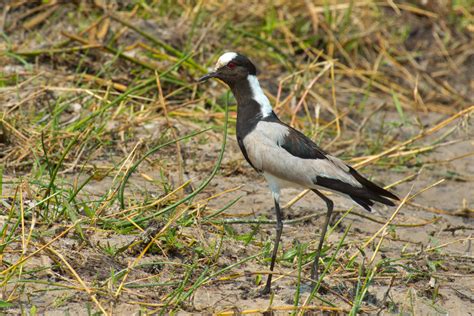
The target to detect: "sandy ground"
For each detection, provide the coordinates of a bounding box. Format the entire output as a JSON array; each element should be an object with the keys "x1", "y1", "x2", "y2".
[
  {"x1": 2, "y1": 110, "x2": 472, "y2": 315},
  {"x1": 1, "y1": 2, "x2": 473, "y2": 314}
]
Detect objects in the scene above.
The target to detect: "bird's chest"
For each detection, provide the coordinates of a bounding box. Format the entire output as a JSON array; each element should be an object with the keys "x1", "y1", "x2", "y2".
[{"x1": 239, "y1": 121, "x2": 290, "y2": 171}]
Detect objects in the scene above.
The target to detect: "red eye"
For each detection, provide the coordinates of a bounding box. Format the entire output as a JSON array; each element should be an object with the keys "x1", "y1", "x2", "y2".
[{"x1": 227, "y1": 62, "x2": 236, "y2": 69}]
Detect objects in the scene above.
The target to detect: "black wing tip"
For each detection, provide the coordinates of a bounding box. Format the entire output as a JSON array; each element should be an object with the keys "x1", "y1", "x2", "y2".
[
  {"x1": 348, "y1": 167, "x2": 400, "y2": 201},
  {"x1": 351, "y1": 194, "x2": 396, "y2": 212},
  {"x1": 351, "y1": 196, "x2": 373, "y2": 212},
  {"x1": 376, "y1": 186, "x2": 399, "y2": 201},
  {"x1": 389, "y1": 192, "x2": 400, "y2": 201},
  {"x1": 380, "y1": 197, "x2": 396, "y2": 206},
  {"x1": 368, "y1": 192, "x2": 397, "y2": 206}
]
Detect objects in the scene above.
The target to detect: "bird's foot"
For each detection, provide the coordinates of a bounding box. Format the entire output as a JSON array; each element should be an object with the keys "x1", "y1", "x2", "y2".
[
  {"x1": 255, "y1": 285, "x2": 271, "y2": 297},
  {"x1": 304, "y1": 279, "x2": 328, "y2": 295},
  {"x1": 246, "y1": 287, "x2": 271, "y2": 299}
]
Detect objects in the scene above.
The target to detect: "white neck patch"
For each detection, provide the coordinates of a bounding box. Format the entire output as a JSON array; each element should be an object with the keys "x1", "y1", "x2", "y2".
[
  {"x1": 247, "y1": 75, "x2": 272, "y2": 117},
  {"x1": 215, "y1": 52, "x2": 238, "y2": 70}
]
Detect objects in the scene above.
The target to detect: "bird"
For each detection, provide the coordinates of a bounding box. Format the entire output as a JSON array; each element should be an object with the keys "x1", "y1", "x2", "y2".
[{"x1": 198, "y1": 52, "x2": 399, "y2": 294}]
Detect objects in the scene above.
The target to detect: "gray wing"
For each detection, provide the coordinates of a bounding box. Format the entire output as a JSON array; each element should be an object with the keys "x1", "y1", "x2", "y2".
[
  {"x1": 242, "y1": 121, "x2": 361, "y2": 188},
  {"x1": 243, "y1": 121, "x2": 398, "y2": 210}
]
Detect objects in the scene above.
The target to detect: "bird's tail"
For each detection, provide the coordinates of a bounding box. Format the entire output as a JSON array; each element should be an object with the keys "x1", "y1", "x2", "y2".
[
  {"x1": 314, "y1": 166, "x2": 399, "y2": 212},
  {"x1": 348, "y1": 166, "x2": 399, "y2": 211}
]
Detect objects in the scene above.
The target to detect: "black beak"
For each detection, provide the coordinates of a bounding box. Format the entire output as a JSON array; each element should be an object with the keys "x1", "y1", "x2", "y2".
[{"x1": 197, "y1": 72, "x2": 217, "y2": 82}]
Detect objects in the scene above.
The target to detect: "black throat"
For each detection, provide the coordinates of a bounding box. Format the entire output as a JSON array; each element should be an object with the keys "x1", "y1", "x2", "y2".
[
  {"x1": 227, "y1": 76, "x2": 279, "y2": 173},
  {"x1": 229, "y1": 77, "x2": 278, "y2": 140}
]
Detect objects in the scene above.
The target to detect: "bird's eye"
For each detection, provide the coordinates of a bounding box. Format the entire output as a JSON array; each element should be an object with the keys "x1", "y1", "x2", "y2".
[{"x1": 227, "y1": 62, "x2": 237, "y2": 69}]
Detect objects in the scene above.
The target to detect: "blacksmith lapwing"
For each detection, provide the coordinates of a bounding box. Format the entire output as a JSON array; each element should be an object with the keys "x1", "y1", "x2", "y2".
[{"x1": 198, "y1": 52, "x2": 399, "y2": 294}]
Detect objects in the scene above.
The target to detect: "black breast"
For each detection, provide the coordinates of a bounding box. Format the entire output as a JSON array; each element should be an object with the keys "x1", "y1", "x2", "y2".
[
  {"x1": 231, "y1": 78, "x2": 279, "y2": 172},
  {"x1": 235, "y1": 99, "x2": 264, "y2": 172}
]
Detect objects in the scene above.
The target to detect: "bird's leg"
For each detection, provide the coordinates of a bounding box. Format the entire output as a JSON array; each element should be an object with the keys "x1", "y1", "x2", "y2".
[
  {"x1": 310, "y1": 189, "x2": 334, "y2": 288},
  {"x1": 262, "y1": 195, "x2": 283, "y2": 295}
]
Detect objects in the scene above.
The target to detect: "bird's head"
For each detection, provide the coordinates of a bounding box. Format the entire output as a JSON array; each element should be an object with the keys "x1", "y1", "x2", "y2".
[{"x1": 198, "y1": 52, "x2": 257, "y2": 86}]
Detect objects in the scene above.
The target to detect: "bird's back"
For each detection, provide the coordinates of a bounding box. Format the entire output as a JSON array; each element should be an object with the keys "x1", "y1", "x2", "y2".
[{"x1": 240, "y1": 116, "x2": 398, "y2": 211}]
